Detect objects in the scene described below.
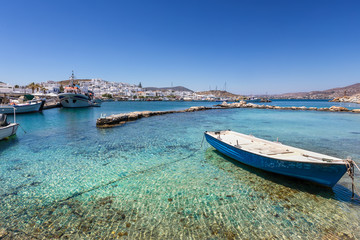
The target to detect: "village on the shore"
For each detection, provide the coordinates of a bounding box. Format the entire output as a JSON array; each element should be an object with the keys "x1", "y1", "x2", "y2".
[
  {"x1": 1, "y1": 76, "x2": 360, "y2": 104},
  {"x1": 0, "y1": 78, "x2": 243, "y2": 102}
]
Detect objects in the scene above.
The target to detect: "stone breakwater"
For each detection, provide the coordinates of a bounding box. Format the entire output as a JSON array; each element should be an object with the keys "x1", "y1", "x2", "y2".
[
  {"x1": 96, "y1": 106, "x2": 215, "y2": 128},
  {"x1": 96, "y1": 102, "x2": 360, "y2": 128}
]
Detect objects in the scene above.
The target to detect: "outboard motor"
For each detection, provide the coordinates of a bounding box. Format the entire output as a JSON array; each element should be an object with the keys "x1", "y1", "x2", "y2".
[{"x1": 0, "y1": 114, "x2": 9, "y2": 127}]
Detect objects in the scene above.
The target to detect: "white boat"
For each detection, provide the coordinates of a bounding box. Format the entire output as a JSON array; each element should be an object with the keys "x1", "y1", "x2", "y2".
[
  {"x1": 0, "y1": 100, "x2": 44, "y2": 114},
  {"x1": 59, "y1": 71, "x2": 99, "y2": 108},
  {"x1": 0, "y1": 109, "x2": 19, "y2": 140},
  {"x1": 246, "y1": 97, "x2": 261, "y2": 103},
  {"x1": 59, "y1": 92, "x2": 95, "y2": 108}
]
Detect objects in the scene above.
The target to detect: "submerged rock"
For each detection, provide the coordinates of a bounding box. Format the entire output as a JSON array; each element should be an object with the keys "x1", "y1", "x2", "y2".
[{"x1": 0, "y1": 228, "x2": 8, "y2": 238}]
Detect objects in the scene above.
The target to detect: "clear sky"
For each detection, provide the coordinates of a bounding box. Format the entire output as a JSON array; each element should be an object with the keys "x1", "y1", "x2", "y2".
[{"x1": 0, "y1": 0, "x2": 359, "y2": 94}]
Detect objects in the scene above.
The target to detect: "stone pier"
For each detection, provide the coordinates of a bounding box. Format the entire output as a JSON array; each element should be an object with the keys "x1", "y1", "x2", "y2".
[{"x1": 96, "y1": 106, "x2": 214, "y2": 128}]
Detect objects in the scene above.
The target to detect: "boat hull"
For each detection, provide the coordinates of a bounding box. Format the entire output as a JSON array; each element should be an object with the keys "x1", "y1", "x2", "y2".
[
  {"x1": 0, "y1": 101, "x2": 43, "y2": 114},
  {"x1": 205, "y1": 133, "x2": 347, "y2": 187},
  {"x1": 0, "y1": 123, "x2": 19, "y2": 140},
  {"x1": 59, "y1": 93, "x2": 92, "y2": 108},
  {"x1": 246, "y1": 98, "x2": 261, "y2": 103}
]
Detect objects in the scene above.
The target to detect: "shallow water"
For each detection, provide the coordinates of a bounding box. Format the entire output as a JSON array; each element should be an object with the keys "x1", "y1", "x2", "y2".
[
  {"x1": 269, "y1": 99, "x2": 360, "y2": 109},
  {"x1": 1, "y1": 101, "x2": 360, "y2": 239}
]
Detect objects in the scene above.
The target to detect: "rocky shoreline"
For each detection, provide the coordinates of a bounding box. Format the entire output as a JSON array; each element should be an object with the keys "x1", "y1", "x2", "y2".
[
  {"x1": 96, "y1": 102, "x2": 360, "y2": 128},
  {"x1": 330, "y1": 94, "x2": 360, "y2": 104},
  {"x1": 218, "y1": 101, "x2": 360, "y2": 112}
]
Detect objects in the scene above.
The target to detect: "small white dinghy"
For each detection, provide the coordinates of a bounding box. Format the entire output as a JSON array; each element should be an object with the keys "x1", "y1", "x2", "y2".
[{"x1": 0, "y1": 107, "x2": 19, "y2": 140}]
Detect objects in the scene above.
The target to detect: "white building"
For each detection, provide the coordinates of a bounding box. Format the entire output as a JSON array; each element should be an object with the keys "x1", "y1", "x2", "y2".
[
  {"x1": 41, "y1": 81, "x2": 61, "y2": 93},
  {"x1": 0, "y1": 82, "x2": 14, "y2": 93}
]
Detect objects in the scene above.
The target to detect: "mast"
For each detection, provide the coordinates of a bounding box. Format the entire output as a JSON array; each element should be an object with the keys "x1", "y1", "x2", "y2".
[{"x1": 70, "y1": 70, "x2": 75, "y2": 86}]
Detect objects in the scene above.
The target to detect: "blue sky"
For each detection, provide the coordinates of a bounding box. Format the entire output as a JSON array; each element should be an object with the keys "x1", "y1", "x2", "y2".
[{"x1": 0, "y1": 0, "x2": 359, "y2": 94}]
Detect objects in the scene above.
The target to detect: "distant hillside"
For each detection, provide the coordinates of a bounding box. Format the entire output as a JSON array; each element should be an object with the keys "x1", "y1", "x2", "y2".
[
  {"x1": 57, "y1": 79, "x2": 92, "y2": 86},
  {"x1": 272, "y1": 83, "x2": 360, "y2": 99},
  {"x1": 144, "y1": 86, "x2": 193, "y2": 92},
  {"x1": 196, "y1": 90, "x2": 242, "y2": 98}
]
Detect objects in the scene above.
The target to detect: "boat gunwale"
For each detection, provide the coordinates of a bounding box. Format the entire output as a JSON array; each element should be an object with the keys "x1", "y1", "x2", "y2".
[
  {"x1": 205, "y1": 130, "x2": 346, "y2": 165},
  {"x1": 0, "y1": 123, "x2": 19, "y2": 130},
  {"x1": 0, "y1": 101, "x2": 42, "y2": 108}
]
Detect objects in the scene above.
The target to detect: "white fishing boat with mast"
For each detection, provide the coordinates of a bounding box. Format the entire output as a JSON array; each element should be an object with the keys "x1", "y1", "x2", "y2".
[{"x1": 58, "y1": 71, "x2": 99, "y2": 108}]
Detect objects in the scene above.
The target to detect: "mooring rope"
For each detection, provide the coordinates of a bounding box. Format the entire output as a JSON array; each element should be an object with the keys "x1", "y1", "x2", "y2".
[
  {"x1": 58, "y1": 144, "x2": 205, "y2": 203},
  {"x1": 302, "y1": 154, "x2": 360, "y2": 199},
  {"x1": 19, "y1": 124, "x2": 27, "y2": 134},
  {"x1": 200, "y1": 134, "x2": 205, "y2": 149},
  {"x1": 344, "y1": 158, "x2": 360, "y2": 199},
  {"x1": 3, "y1": 139, "x2": 208, "y2": 222}
]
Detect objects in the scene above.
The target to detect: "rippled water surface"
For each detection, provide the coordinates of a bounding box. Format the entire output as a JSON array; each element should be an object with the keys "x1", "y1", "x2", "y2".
[
  {"x1": 1, "y1": 101, "x2": 360, "y2": 239},
  {"x1": 269, "y1": 99, "x2": 360, "y2": 109}
]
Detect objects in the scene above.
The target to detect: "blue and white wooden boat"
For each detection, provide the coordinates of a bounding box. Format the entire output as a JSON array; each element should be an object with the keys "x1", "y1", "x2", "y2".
[{"x1": 205, "y1": 130, "x2": 349, "y2": 187}]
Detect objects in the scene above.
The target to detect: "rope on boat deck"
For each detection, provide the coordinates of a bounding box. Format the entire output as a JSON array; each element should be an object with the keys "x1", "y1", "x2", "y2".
[{"x1": 345, "y1": 159, "x2": 360, "y2": 199}]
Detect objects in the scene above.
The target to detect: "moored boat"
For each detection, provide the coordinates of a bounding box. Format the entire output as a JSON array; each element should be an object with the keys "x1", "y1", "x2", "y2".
[
  {"x1": 246, "y1": 97, "x2": 261, "y2": 103},
  {"x1": 0, "y1": 111, "x2": 19, "y2": 140},
  {"x1": 204, "y1": 130, "x2": 350, "y2": 187},
  {"x1": 0, "y1": 100, "x2": 44, "y2": 114},
  {"x1": 59, "y1": 71, "x2": 100, "y2": 108}
]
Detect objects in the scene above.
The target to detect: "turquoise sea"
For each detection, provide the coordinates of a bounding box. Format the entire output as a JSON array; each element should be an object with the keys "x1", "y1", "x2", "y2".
[{"x1": 1, "y1": 100, "x2": 360, "y2": 239}]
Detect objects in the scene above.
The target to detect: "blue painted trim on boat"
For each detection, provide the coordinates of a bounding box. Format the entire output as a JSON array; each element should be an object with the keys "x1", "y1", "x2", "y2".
[{"x1": 204, "y1": 132, "x2": 347, "y2": 187}]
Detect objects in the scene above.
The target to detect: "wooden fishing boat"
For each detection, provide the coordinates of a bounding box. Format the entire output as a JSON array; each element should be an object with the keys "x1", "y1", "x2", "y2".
[{"x1": 204, "y1": 130, "x2": 349, "y2": 187}]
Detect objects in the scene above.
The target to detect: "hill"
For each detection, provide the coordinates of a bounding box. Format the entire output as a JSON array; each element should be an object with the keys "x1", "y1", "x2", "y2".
[
  {"x1": 57, "y1": 79, "x2": 92, "y2": 86},
  {"x1": 272, "y1": 83, "x2": 360, "y2": 99},
  {"x1": 143, "y1": 86, "x2": 193, "y2": 92},
  {"x1": 196, "y1": 90, "x2": 242, "y2": 98}
]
